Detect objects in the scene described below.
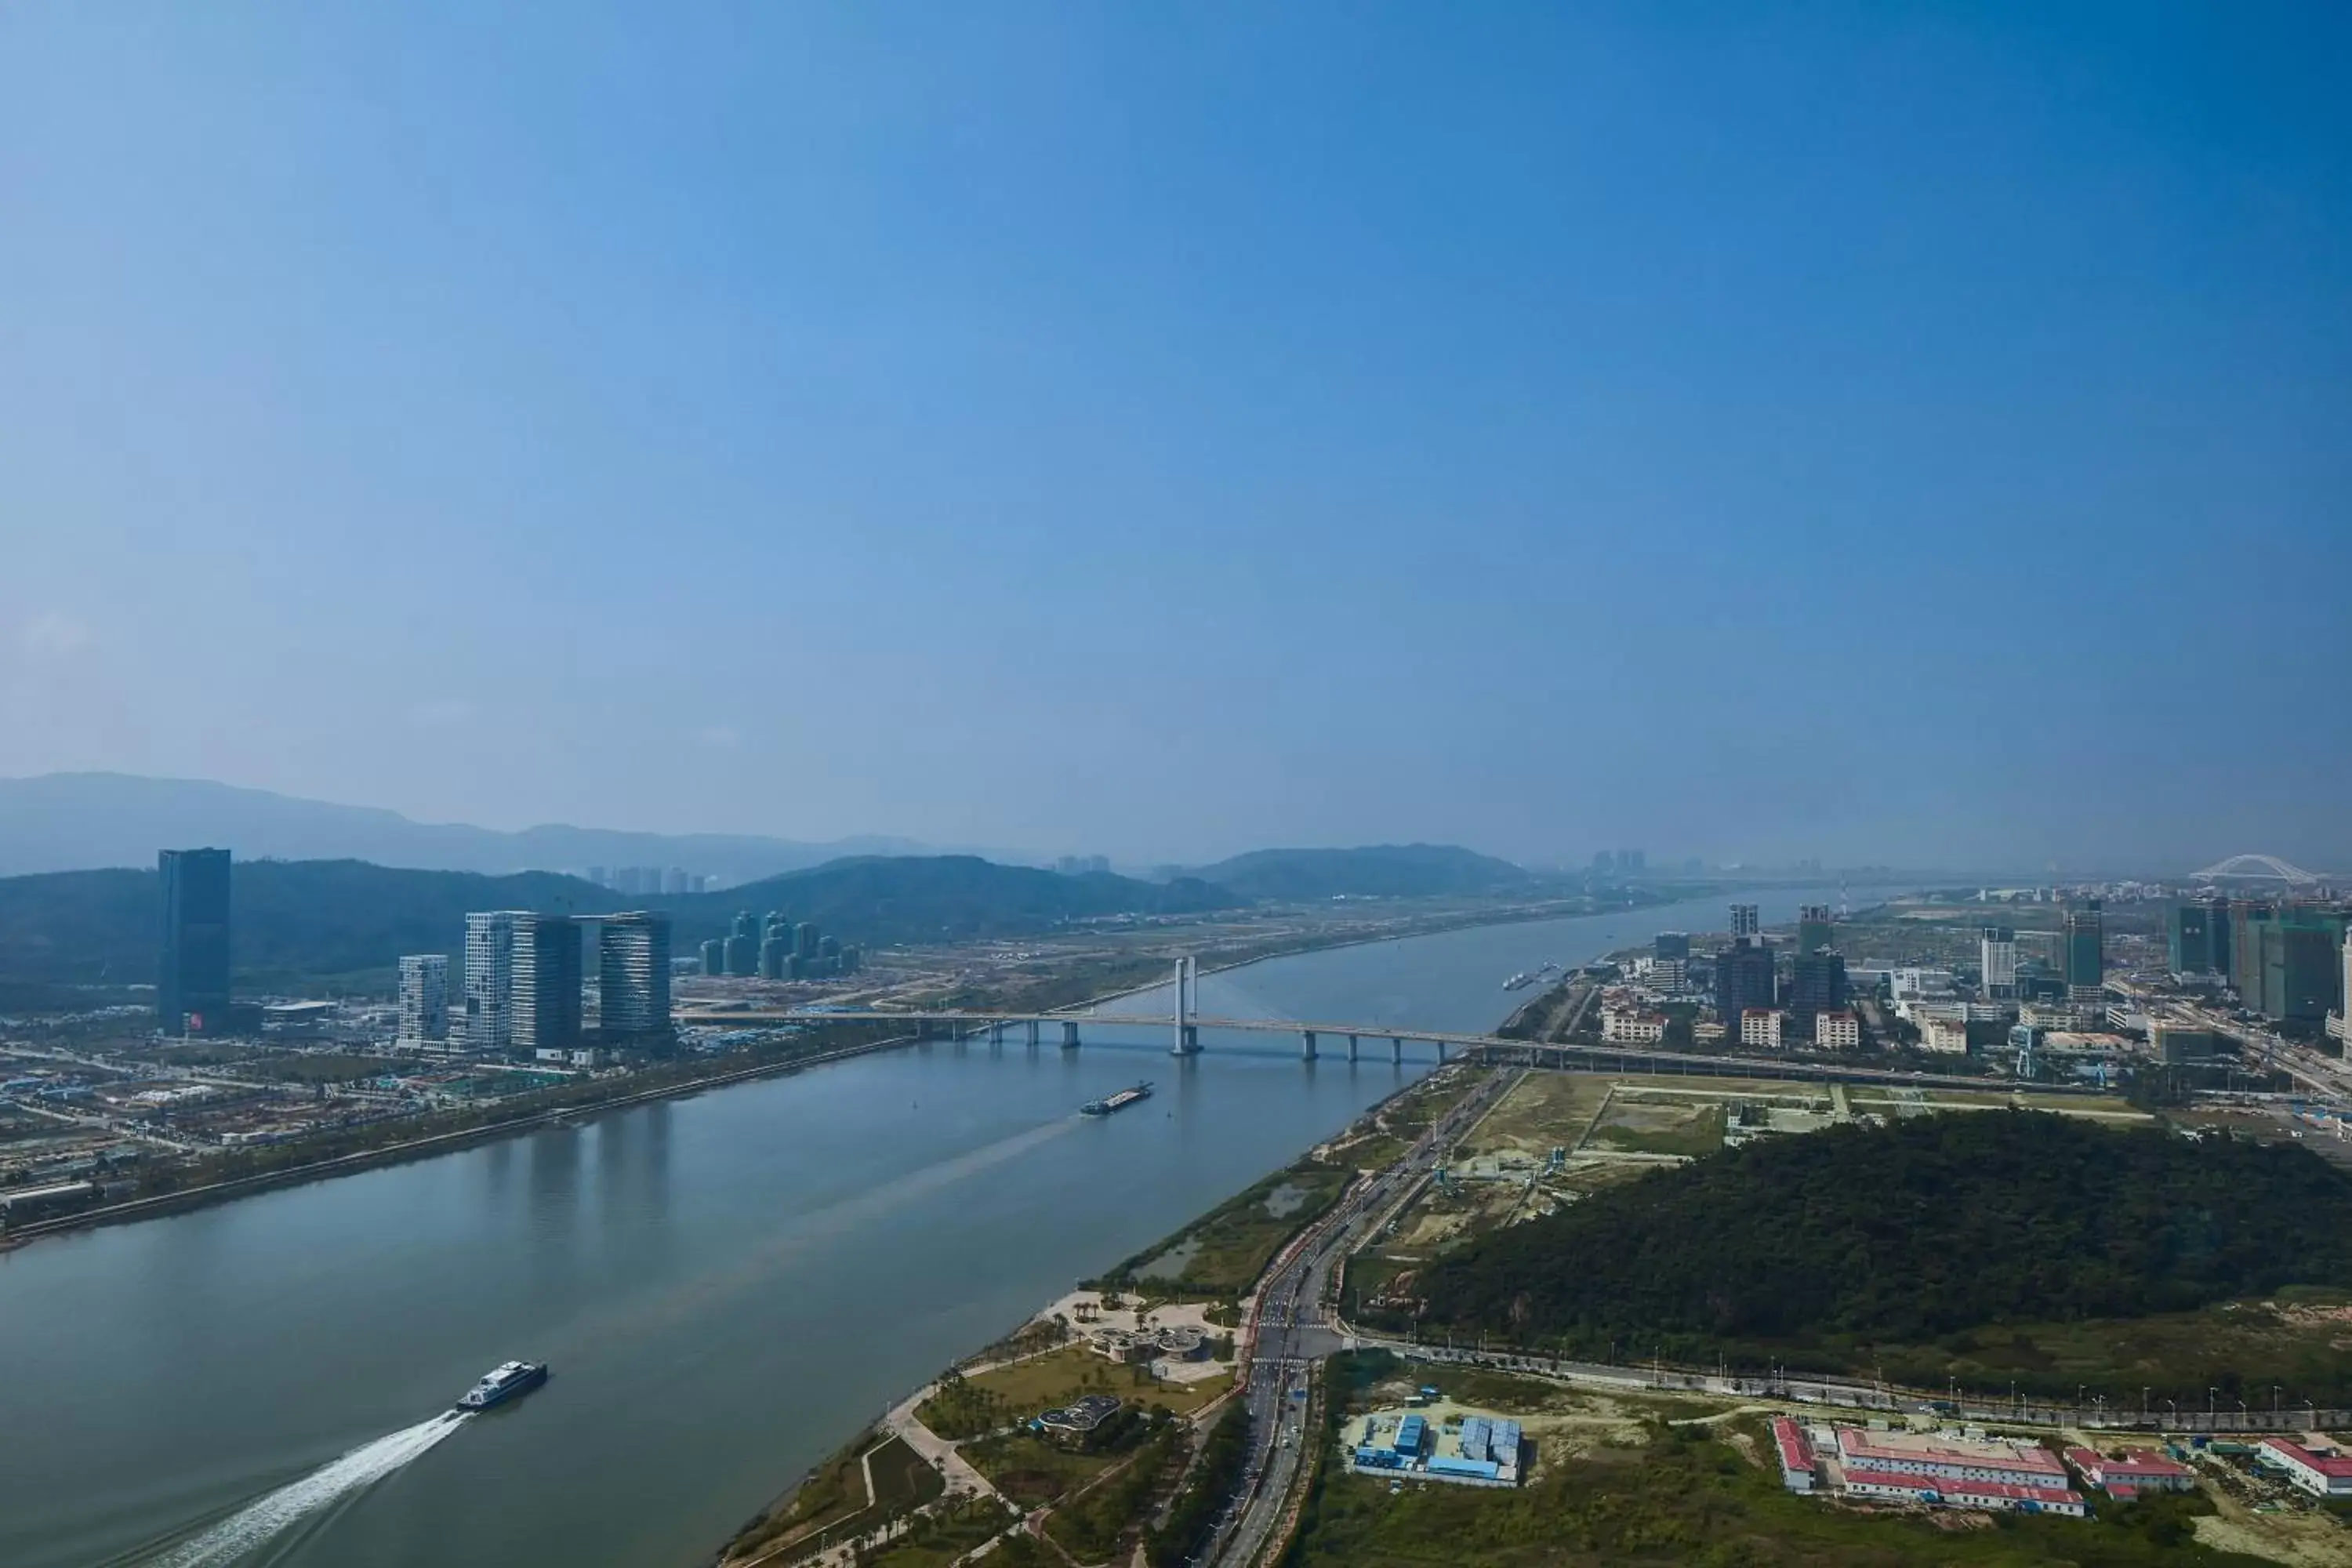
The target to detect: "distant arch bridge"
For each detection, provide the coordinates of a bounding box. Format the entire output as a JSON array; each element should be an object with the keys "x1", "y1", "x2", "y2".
[{"x1": 2190, "y1": 854, "x2": 2326, "y2": 887}]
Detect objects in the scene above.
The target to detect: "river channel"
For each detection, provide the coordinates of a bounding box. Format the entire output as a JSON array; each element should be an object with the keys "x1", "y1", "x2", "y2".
[{"x1": 0, "y1": 887, "x2": 1867, "y2": 1568}]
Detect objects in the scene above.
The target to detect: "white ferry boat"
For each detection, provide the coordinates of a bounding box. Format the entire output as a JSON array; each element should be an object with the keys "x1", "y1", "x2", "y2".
[{"x1": 455, "y1": 1360, "x2": 548, "y2": 1412}]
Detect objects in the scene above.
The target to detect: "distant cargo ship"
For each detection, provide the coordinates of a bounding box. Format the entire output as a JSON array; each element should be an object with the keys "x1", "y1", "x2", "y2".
[
  {"x1": 1082, "y1": 1082, "x2": 1154, "y2": 1117},
  {"x1": 456, "y1": 1360, "x2": 547, "y2": 1412}
]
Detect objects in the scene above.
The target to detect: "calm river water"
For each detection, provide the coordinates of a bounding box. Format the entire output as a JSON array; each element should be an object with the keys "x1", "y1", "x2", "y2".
[{"x1": 0, "y1": 887, "x2": 1864, "y2": 1568}]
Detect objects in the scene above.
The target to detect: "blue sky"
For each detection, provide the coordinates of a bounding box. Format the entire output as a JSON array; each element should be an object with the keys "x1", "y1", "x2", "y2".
[{"x1": 2, "y1": 2, "x2": 2346, "y2": 870}]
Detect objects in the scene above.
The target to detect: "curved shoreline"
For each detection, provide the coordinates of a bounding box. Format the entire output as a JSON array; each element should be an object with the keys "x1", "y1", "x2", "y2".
[
  {"x1": 0, "y1": 891, "x2": 1686, "y2": 1254},
  {"x1": 0, "y1": 1032, "x2": 920, "y2": 1250}
]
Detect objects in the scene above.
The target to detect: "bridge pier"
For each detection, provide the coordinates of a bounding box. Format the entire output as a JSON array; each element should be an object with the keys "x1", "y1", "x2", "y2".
[
  {"x1": 1347, "y1": 1033, "x2": 1359, "y2": 1062},
  {"x1": 1027, "y1": 1019, "x2": 1040, "y2": 1048},
  {"x1": 1061, "y1": 1020, "x2": 1080, "y2": 1049},
  {"x1": 1301, "y1": 1030, "x2": 1318, "y2": 1062},
  {"x1": 989, "y1": 1022, "x2": 1005, "y2": 1046},
  {"x1": 1171, "y1": 955, "x2": 1203, "y2": 1056},
  {"x1": 1436, "y1": 1040, "x2": 1448, "y2": 1063},
  {"x1": 1391, "y1": 1036, "x2": 1403, "y2": 1065}
]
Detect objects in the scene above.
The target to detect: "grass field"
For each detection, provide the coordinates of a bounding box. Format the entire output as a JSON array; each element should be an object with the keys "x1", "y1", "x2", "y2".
[
  {"x1": 1466, "y1": 1073, "x2": 1616, "y2": 1160},
  {"x1": 1107, "y1": 1160, "x2": 1352, "y2": 1296},
  {"x1": 721, "y1": 1430, "x2": 946, "y2": 1565},
  {"x1": 962, "y1": 1429, "x2": 1126, "y2": 1507},
  {"x1": 918, "y1": 1345, "x2": 1229, "y2": 1439},
  {"x1": 858, "y1": 1497, "x2": 1018, "y2": 1568},
  {"x1": 1864, "y1": 1287, "x2": 2352, "y2": 1410},
  {"x1": 1323, "y1": 1066, "x2": 1492, "y2": 1174},
  {"x1": 1583, "y1": 1092, "x2": 1725, "y2": 1158}
]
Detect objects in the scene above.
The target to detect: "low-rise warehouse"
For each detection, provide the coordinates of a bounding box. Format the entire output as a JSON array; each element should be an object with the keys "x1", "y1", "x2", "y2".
[
  {"x1": 1842, "y1": 1469, "x2": 2086, "y2": 1517},
  {"x1": 1349, "y1": 1408, "x2": 1522, "y2": 1486},
  {"x1": 1780, "y1": 1423, "x2": 2089, "y2": 1518},
  {"x1": 2065, "y1": 1446, "x2": 2197, "y2": 1499},
  {"x1": 1834, "y1": 1425, "x2": 2071, "y2": 1490},
  {"x1": 2259, "y1": 1438, "x2": 2352, "y2": 1498},
  {"x1": 1772, "y1": 1417, "x2": 1817, "y2": 1493}
]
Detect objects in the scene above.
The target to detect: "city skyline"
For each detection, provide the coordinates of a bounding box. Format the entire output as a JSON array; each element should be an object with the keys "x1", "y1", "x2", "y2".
[{"x1": 5, "y1": 5, "x2": 2348, "y2": 869}]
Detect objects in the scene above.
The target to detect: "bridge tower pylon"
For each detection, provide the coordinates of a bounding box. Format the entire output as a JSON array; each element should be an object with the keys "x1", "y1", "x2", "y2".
[{"x1": 1171, "y1": 955, "x2": 1202, "y2": 1055}]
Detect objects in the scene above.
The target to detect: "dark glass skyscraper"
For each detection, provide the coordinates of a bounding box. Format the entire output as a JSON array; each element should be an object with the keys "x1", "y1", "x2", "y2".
[
  {"x1": 2063, "y1": 899, "x2": 2105, "y2": 1000},
  {"x1": 1716, "y1": 938, "x2": 1776, "y2": 1025},
  {"x1": 1796, "y1": 905, "x2": 1836, "y2": 956},
  {"x1": 598, "y1": 912, "x2": 672, "y2": 1040},
  {"x1": 1788, "y1": 949, "x2": 1848, "y2": 1025},
  {"x1": 2169, "y1": 898, "x2": 2229, "y2": 978},
  {"x1": 158, "y1": 848, "x2": 233, "y2": 1035}
]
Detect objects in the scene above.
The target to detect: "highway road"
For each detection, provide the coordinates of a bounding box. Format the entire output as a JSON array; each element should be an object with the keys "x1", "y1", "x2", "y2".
[{"x1": 1205, "y1": 1067, "x2": 1517, "y2": 1568}]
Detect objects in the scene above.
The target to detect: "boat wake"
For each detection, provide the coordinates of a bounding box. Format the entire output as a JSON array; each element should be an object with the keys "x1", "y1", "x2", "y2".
[{"x1": 139, "y1": 1412, "x2": 470, "y2": 1566}]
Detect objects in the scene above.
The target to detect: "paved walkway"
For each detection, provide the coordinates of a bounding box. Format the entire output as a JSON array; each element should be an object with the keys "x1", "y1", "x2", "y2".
[{"x1": 884, "y1": 1380, "x2": 1003, "y2": 1502}]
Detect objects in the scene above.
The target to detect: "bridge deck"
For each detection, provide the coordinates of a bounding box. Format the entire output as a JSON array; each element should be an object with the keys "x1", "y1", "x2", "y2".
[{"x1": 671, "y1": 1008, "x2": 2096, "y2": 1094}]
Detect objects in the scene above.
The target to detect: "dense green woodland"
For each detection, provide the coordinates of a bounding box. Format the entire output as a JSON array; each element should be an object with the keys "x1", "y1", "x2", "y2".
[
  {"x1": 0, "y1": 855, "x2": 1235, "y2": 992},
  {"x1": 1407, "y1": 1112, "x2": 2352, "y2": 1351}
]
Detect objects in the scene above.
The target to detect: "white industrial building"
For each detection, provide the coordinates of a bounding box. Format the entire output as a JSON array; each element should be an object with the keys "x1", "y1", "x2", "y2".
[{"x1": 1813, "y1": 1011, "x2": 1860, "y2": 1050}]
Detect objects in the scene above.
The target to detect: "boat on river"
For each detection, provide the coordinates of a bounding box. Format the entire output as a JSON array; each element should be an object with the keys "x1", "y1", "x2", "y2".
[
  {"x1": 455, "y1": 1360, "x2": 547, "y2": 1412},
  {"x1": 1081, "y1": 1082, "x2": 1153, "y2": 1116}
]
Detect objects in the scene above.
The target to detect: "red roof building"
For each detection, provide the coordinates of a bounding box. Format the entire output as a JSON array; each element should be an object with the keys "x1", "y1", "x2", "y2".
[
  {"x1": 2260, "y1": 1438, "x2": 2352, "y2": 1498},
  {"x1": 1842, "y1": 1468, "x2": 2088, "y2": 1517},
  {"x1": 1772, "y1": 1417, "x2": 1817, "y2": 1493},
  {"x1": 1834, "y1": 1425, "x2": 2068, "y2": 1487},
  {"x1": 2063, "y1": 1446, "x2": 2197, "y2": 1499}
]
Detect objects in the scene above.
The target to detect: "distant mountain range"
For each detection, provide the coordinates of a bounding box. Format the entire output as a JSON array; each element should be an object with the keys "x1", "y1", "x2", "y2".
[
  {"x1": 1183, "y1": 844, "x2": 1534, "y2": 900},
  {"x1": 0, "y1": 855, "x2": 1239, "y2": 993},
  {"x1": 0, "y1": 773, "x2": 961, "y2": 883}
]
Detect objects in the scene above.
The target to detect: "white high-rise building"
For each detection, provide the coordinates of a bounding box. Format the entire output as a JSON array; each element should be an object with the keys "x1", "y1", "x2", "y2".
[
  {"x1": 1730, "y1": 904, "x2": 1760, "y2": 938},
  {"x1": 463, "y1": 913, "x2": 518, "y2": 1052},
  {"x1": 1980, "y1": 927, "x2": 2020, "y2": 1001},
  {"x1": 397, "y1": 954, "x2": 449, "y2": 1045}
]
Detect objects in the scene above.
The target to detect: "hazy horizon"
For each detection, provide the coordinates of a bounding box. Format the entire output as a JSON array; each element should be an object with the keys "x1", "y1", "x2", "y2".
[{"x1": 5, "y1": 5, "x2": 2347, "y2": 870}]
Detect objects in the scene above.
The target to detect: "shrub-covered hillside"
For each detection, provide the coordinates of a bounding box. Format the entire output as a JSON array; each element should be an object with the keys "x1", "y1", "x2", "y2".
[{"x1": 1408, "y1": 1111, "x2": 2352, "y2": 1346}]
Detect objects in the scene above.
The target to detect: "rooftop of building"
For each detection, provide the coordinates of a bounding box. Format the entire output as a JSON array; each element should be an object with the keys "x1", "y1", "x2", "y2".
[
  {"x1": 2261, "y1": 1438, "x2": 2352, "y2": 1477},
  {"x1": 1834, "y1": 1425, "x2": 2067, "y2": 1477}
]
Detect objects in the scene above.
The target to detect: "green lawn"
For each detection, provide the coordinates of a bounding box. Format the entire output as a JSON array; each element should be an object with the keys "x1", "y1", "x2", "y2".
[
  {"x1": 867, "y1": 1436, "x2": 947, "y2": 1514},
  {"x1": 1865, "y1": 1288, "x2": 2352, "y2": 1410},
  {"x1": 1044, "y1": 1426, "x2": 1183, "y2": 1563},
  {"x1": 860, "y1": 1497, "x2": 1018, "y2": 1568},
  {"x1": 720, "y1": 1430, "x2": 943, "y2": 1565},
  {"x1": 1107, "y1": 1164, "x2": 1352, "y2": 1296},
  {"x1": 918, "y1": 1345, "x2": 1227, "y2": 1440},
  {"x1": 963, "y1": 1431, "x2": 1126, "y2": 1508}
]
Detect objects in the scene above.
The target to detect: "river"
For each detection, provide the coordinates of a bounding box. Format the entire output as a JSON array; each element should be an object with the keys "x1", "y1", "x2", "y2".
[{"x1": 0, "y1": 886, "x2": 1871, "y2": 1568}]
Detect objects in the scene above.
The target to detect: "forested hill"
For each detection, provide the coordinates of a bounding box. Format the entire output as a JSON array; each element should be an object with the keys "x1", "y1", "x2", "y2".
[
  {"x1": 1186, "y1": 844, "x2": 1530, "y2": 900},
  {"x1": 700, "y1": 856, "x2": 1234, "y2": 946},
  {"x1": 0, "y1": 862, "x2": 632, "y2": 991},
  {"x1": 1407, "y1": 1112, "x2": 2352, "y2": 1347},
  {"x1": 0, "y1": 855, "x2": 1239, "y2": 991}
]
